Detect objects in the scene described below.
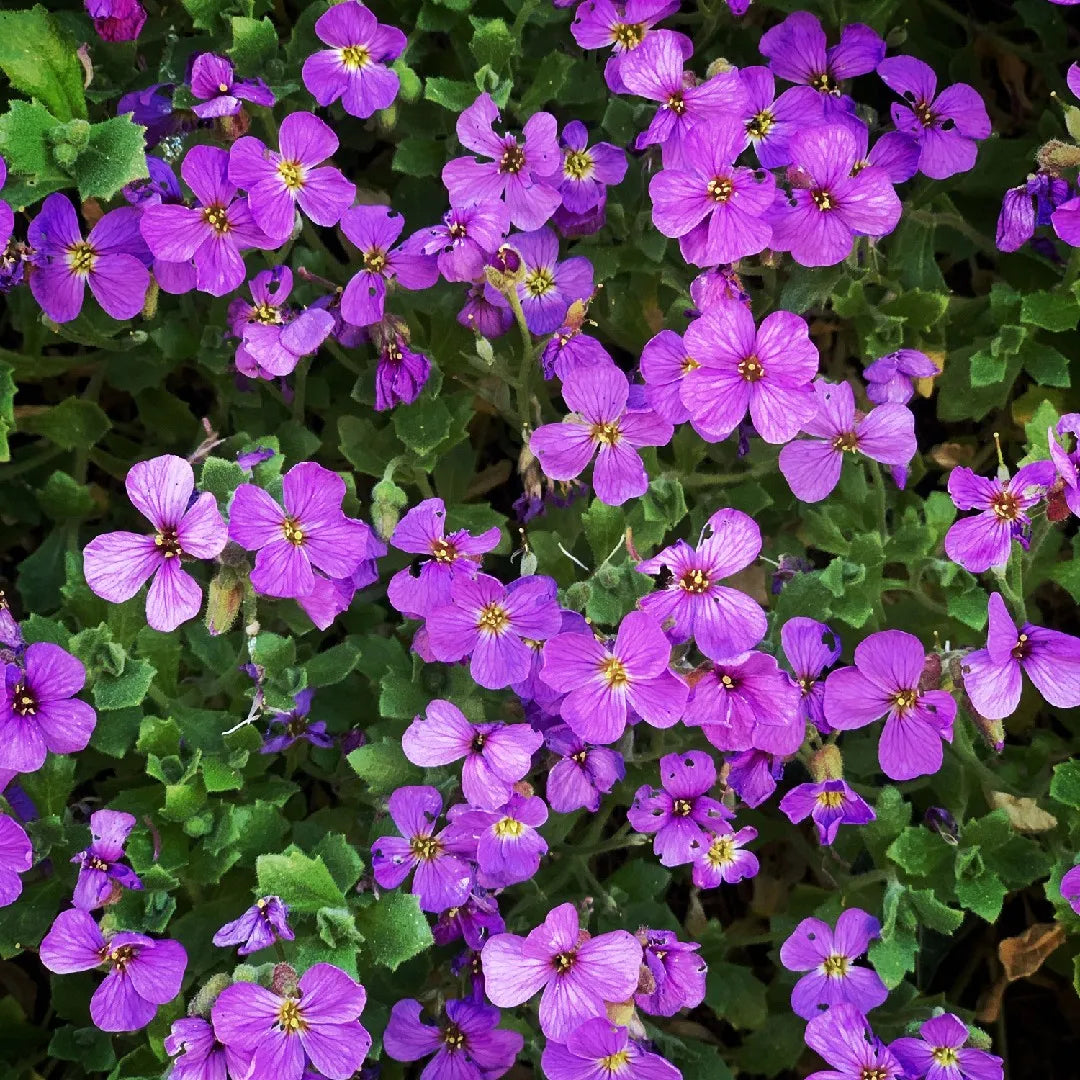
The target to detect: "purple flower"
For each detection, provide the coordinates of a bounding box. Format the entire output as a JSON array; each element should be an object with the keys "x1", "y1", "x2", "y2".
[
  {"x1": 542, "y1": 610, "x2": 688, "y2": 744},
  {"x1": 371, "y1": 785, "x2": 476, "y2": 911},
  {"x1": 450, "y1": 792, "x2": 549, "y2": 888},
  {"x1": 1049, "y1": 414, "x2": 1080, "y2": 518},
  {"x1": 40, "y1": 909, "x2": 186, "y2": 1032},
  {"x1": 262, "y1": 689, "x2": 333, "y2": 753},
  {"x1": 779, "y1": 380, "x2": 916, "y2": 503},
  {"x1": 891, "y1": 1013, "x2": 1004, "y2": 1080},
  {"x1": 637, "y1": 507, "x2": 767, "y2": 660},
  {"x1": 433, "y1": 891, "x2": 505, "y2": 950},
  {"x1": 556, "y1": 121, "x2": 627, "y2": 215},
  {"x1": 212, "y1": 962, "x2": 370, "y2": 1080},
  {"x1": 824, "y1": 630, "x2": 958, "y2": 781},
  {"x1": 727, "y1": 749, "x2": 783, "y2": 808},
  {"x1": 850, "y1": 125, "x2": 922, "y2": 184},
  {"x1": 649, "y1": 117, "x2": 776, "y2": 267},
  {"x1": 403, "y1": 698, "x2": 542, "y2": 809},
  {"x1": 544, "y1": 725, "x2": 625, "y2": 813},
  {"x1": 229, "y1": 462, "x2": 372, "y2": 600},
  {"x1": 680, "y1": 305, "x2": 818, "y2": 444},
  {"x1": 0, "y1": 157, "x2": 12, "y2": 253},
  {"x1": 529, "y1": 362, "x2": 673, "y2": 505},
  {"x1": 1061, "y1": 864, "x2": 1080, "y2": 914},
  {"x1": 864, "y1": 349, "x2": 939, "y2": 405},
  {"x1": 87, "y1": 0, "x2": 145, "y2": 42},
  {"x1": 443, "y1": 94, "x2": 562, "y2": 231},
  {"x1": 878, "y1": 57, "x2": 990, "y2": 180},
  {"x1": 0, "y1": 643, "x2": 95, "y2": 774},
  {"x1": 375, "y1": 328, "x2": 432, "y2": 410},
  {"x1": 804, "y1": 1004, "x2": 904, "y2": 1080},
  {"x1": 302, "y1": 1, "x2": 406, "y2": 119},
  {"x1": 636, "y1": 930, "x2": 706, "y2": 1016},
  {"x1": 229, "y1": 112, "x2": 356, "y2": 241},
  {"x1": 481, "y1": 902, "x2": 642, "y2": 1041},
  {"x1": 540, "y1": 304, "x2": 613, "y2": 381},
  {"x1": 384, "y1": 997, "x2": 523, "y2": 1080},
  {"x1": 166, "y1": 1016, "x2": 249, "y2": 1080},
  {"x1": 691, "y1": 824, "x2": 760, "y2": 887},
  {"x1": 426, "y1": 573, "x2": 561, "y2": 690},
  {"x1": 944, "y1": 462, "x2": 1055, "y2": 573},
  {"x1": 781, "y1": 616, "x2": 841, "y2": 731},
  {"x1": 116, "y1": 83, "x2": 180, "y2": 149},
  {"x1": 997, "y1": 174, "x2": 1070, "y2": 252},
  {"x1": 420, "y1": 201, "x2": 510, "y2": 283},
  {"x1": 738, "y1": 65, "x2": 825, "y2": 168},
  {"x1": 140, "y1": 145, "x2": 274, "y2": 297},
  {"x1": 28, "y1": 195, "x2": 149, "y2": 323},
  {"x1": 780, "y1": 909, "x2": 888, "y2": 1019},
  {"x1": 628, "y1": 750, "x2": 731, "y2": 866},
  {"x1": 459, "y1": 281, "x2": 514, "y2": 338},
  {"x1": 213, "y1": 896, "x2": 295, "y2": 955},
  {"x1": 1051, "y1": 194, "x2": 1080, "y2": 247},
  {"x1": 190, "y1": 52, "x2": 274, "y2": 118},
  {"x1": 71, "y1": 810, "x2": 141, "y2": 911},
  {"x1": 542, "y1": 1018, "x2": 682, "y2": 1080},
  {"x1": 769, "y1": 125, "x2": 902, "y2": 266},
  {"x1": 779, "y1": 779, "x2": 875, "y2": 845},
  {"x1": 962, "y1": 592, "x2": 1080, "y2": 720},
  {"x1": 84, "y1": 455, "x2": 228, "y2": 632},
  {"x1": 0, "y1": 814, "x2": 31, "y2": 907}
]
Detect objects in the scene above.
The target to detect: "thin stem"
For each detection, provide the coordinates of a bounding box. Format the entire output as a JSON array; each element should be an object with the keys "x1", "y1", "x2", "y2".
[
  {"x1": 867, "y1": 460, "x2": 889, "y2": 540},
  {"x1": 3, "y1": 445, "x2": 64, "y2": 479}
]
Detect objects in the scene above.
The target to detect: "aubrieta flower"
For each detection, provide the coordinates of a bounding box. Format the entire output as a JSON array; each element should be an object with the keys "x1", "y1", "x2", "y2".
[
  {"x1": 628, "y1": 750, "x2": 731, "y2": 866},
  {"x1": 529, "y1": 362, "x2": 674, "y2": 506},
  {"x1": 294, "y1": 529, "x2": 384, "y2": 631},
  {"x1": 637, "y1": 930, "x2": 707, "y2": 1016},
  {"x1": 434, "y1": 891, "x2": 504, "y2": 952},
  {"x1": 649, "y1": 117, "x2": 776, "y2": 267},
  {"x1": 229, "y1": 112, "x2": 356, "y2": 241},
  {"x1": 0, "y1": 158, "x2": 12, "y2": 253},
  {"x1": 877, "y1": 57, "x2": 991, "y2": 181},
  {"x1": 84, "y1": 455, "x2": 228, "y2": 633},
  {"x1": 384, "y1": 997, "x2": 524, "y2": 1080},
  {"x1": 451, "y1": 792, "x2": 549, "y2": 888},
  {"x1": 769, "y1": 125, "x2": 903, "y2": 267},
  {"x1": 780, "y1": 909, "x2": 888, "y2": 1020},
  {"x1": 1061, "y1": 864, "x2": 1080, "y2": 915},
  {"x1": 375, "y1": 327, "x2": 432, "y2": 410},
  {"x1": 891, "y1": 1013, "x2": 1004, "y2": 1080},
  {"x1": 541, "y1": 1018, "x2": 682, "y2": 1080},
  {"x1": 213, "y1": 896, "x2": 295, "y2": 955},
  {"x1": 864, "y1": 348, "x2": 940, "y2": 405},
  {"x1": 637, "y1": 507, "x2": 767, "y2": 660},
  {"x1": 0, "y1": 814, "x2": 31, "y2": 907},
  {"x1": 962, "y1": 592, "x2": 1080, "y2": 720},
  {"x1": 804, "y1": 1004, "x2": 904, "y2": 1080},
  {"x1": 228, "y1": 462, "x2": 372, "y2": 600},
  {"x1": 779, "y1": 380, "x2": 916, "y2": 503},
  {"x1": 539, "y1": 301, "x2": 613, "y2": 381},
  {"x1": 443, "y1": 93, "x2": 562, "y2": 231},
  {"x1": 29, "y1": 195, "x2": 149, "y2": 324},
  {"x1": 555, "y1": 121, "x2": 627, "y2": 215},
  {"x1": 640, "y1": 327, "x2": 697, "y2": 425},
  {"x1": 1049, "y1": 414, "x2": 1080, "y2": 518},
  {"x1": 681, "y1": 305, "x2": 819, "y2": 444},
  {"x1": 0, "y1": 642, "x2": 96, "y2": 774},
  {"x1": 849, "y1": 123, "x2": 922, "y2": 185},
  {"x1": 943, "y1": 461, "x2": 1056, "y2": 573},
  {"x1": 824, "y1": 630, "x2": 958, "y2": 781},
  {"x1": 781, "y1": 616, "x2": 842, "y2": 731},
  {"x1": 997, "y1": 173, "x2": 1070, "y2": 252},
  {"x1": 371, "y1": 785, "x2": 476, "y2": 912},
  {"x1": 71, "y1": 810, "x2": 141, "y2": 911},
  {"x1": 459, "y1": 280, "x2": 514, "y2": 338},
  {"x1": 481, "y1": 901, "x2": 642, "y2": 1040},
  {"x1": 212, "y1": 962, "x2": 371, "y2": 1080},
  {"x1": 40, "y1": 909, "x2": 186, "y2": 1032},
  {"x1": 738, "y1": 65, "x2": 825, "y2": 168},
  {"x1": 116, "y1": 82, "x2": 179, "y2": 149},
  {"x1": 421, "y1": 200, "x2": 510, "y2": 283},
  {"x1": 544, "y1": 725, "x2": 625, "y2": 813},
  {"x1": 402, "y1": 699, "x2": 542, "y2": 809},
  {"x1": 691, "y1": 824, "x2": 760, "y2": 888},
  {"x1": 302, "y1": 0, "x2": 407, "y2": 119},
  {"x1": 166, "y1": 1016, "x2": 248, "y2": 1080},
  {"x1": 190, "y1": 52, "x2": 274, "y2": 118},
  {"x1": 262, "y1": 689, "x2": 333, "y2": 753},
  {"x1": 542, "y1": 610, "x2": 688, "y2": 744},
  {"x1": 727, "y1": 748, "x2": 784, "y2": 808},
  {"x1": 779, "y1": 779, "x2": 875, "y2": 845},
  {"x1": 86, "y1": 0, "x2": 145, "y2": 42}
]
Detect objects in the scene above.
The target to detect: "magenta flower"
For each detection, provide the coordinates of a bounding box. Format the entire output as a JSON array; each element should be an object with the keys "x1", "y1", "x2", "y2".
[
  {"x1": 542, "y1": 610, "x2": 688, "y2": 744},
  {"x1": 944, "y1": 462, "x2": 1055, "y2": 573},
  {"x1": 213, "y1": 896, "x2": 294, "y2": 956},
  {"x1": 1061, "y1": 865, "x2": 1080, "y2": 914},
  {"x1": 779, "y1": 380, "x2": 916, "y2": 503},
  {"x1": 40, "y1": 909, "x2": 186, "y2": 1032},
  {"x1": 86, "y1": 0, "x2": 145, "y2": 42},
  {"x1": 850, "y1": 123, "x2": 922, "y2": 184},
  {"x1": 450, "y1": 793, "x2": 549, "y2": 888},
  {"x1": 780, "y1": 909, "x2": 888, "y2": 1020},
  {"x1": 544, "y1": 725, "x2": 625, "y2": 813},
  {"x1": 459, "y1": 281, "x2": 514, "y2": 338},
  {"x1": 540, "y1": 308, "x2": 613, "y2": 381},
  {"x1": 962, "y1": 593, "x2": 1080, "y2": 720},
  {"x1": 84, "y1": 455, "x2": 228, "y2": 632},
  {"x1": 229, "y1": 112, "x2": 356, "y2": 241},
  {"x1": 189, "y1": 52, "x2": 274, "y2": 118},
  {"x1": 371, "y1": 785, "x2": 477, "y2": 911},
  {"x1": 781, "y1": 616, "x2": 842, "y2": 731},
  {"x1": 769, "y1": 124, "x2": 902, "y2": 266},
  {"x1": 212, "y1": 962, "x2": 371, "y2": 1080},
  {"x1": 0, "y1": 157, "x2": 13, "y2": 252},
  {"x1": 891, "y1": 1013, "x2": 1004, "y2": 1080},
  {"x1": 556, "y1": 121, "x2": 627, "y2": 215},
  {"x1": 824, "y1": 630, "x2": 958, "y2": 781},
  {"x1": 166, "y1": 1016, "x2": 249, "y2": 1080},
  {"x1": 542, "y1": 1019, "x2": 681, "y2": 1080},
  {"x1": 727, "y1": 749, "x2": 784, "y2": 808},
  {"x1": 637, "y1": 507, "x2": 767, "y2": 660},
  {"x1": 637, "y1": 930, "x2": 706, "y2": 1016},
  {"x1": 804, "y1": 1004, "x2": 904, "y2": 1080},
  {"x1": 302, "y1": 1, "x2": 406, "y2": 119},
  {"x1": 420, "y1": 201, "x2": 510, "y2": 283},
  {"x1": 481, "y1": 902, "x2": 642, "y2": 1040},
  {"x1": 433, "y1": 891, "x2": 505, "y2": 950},
  {"x1": 864, "y1": 349, "x2": 939, "y2": 405},
  {"x1": 442, "y1": 94, "x2": 562, "y2": 231},
  {"x1": 384, "y1": 998, "x2": 523, "y2": 1080},
  {"x1": 998, "y1": 173, "x2": 1069, "y2": 252},
  {"x1": 878, "y1": 56, "x2": 990, "y2": 180},
  {"x1": 375, "y1": 328, "x2": 432, "y2": 410},
  {"x1": 0, "y1": 814, "x2": 31, "y2": 907},
  {"x1": 402, "y1": 699, "x2": 542, "y2": 809},
  {"x1": 0, "y1": 643, "x2": 96, "y2": 774},
  {"x1": 779, "y1": 779, "x2": 875, "y2": 845},
  {"x1": 529, "y1": 363, "x2": 673, "y2": 506},
  {"x1": 691, "y1": 824, "x2": 759, "y2": 888},
  {"x1": 1050, "y1": 414, "x2": 1080, "y2": 518},
  {"x1": 71, "y1": 810, "x2": 141, "y2": 911},
  {"x1": 228, "y1": 462, "x2": 372, "y2": 600},
  {"x1": 738, "y1": 65, "x2": 825, "y2": 168},
  {"x1": 28, "y1": 195, "x2": 149, "y2": 323},
  {"x1": 680, "y1": 305, "x2": 819, "y2": 444},
  {"x1": 628, "y1": 750, "x2": 731, "y2": 866},
  {"x1": 640, "y1": 327, "x2": 697, "y2": 425}
]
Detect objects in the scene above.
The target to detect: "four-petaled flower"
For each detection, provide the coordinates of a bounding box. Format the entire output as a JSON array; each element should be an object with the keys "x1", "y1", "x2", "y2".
[{"x1": 71, "y1": 809, "x2": 142, "y2": 911}]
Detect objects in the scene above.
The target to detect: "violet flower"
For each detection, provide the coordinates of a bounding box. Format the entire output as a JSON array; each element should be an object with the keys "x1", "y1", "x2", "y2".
[
  {"x1": 891, "y1": 1013, "x2": 1004, "y2": 1080},
  {"x1": 190, "y1": 52, "x2": 274, "y2": 118},
  {"x1": 691, "y1": 824, "x2": 760, "y2": 888},
  {"x1": 555, "y1": 121, "x2": 627, "y2": 215},
  {"x1": 0, "y1": 814, "x2": 31, "y2": 907},
  {"x1": 781, "y1": 616, "x2": 841, "y2": 731},
  {"x1": 738, "y1": 65, "x2": 825, "y2": 168},
  {"x1": 542, "y1": 1019, "x2": 681, "y2": 1080},
  {"x1": 433, "y1": 891, "x2": 505, "y2": 950},
  {"x1": 1049, "y1": 414, "x2": 1080, "y2": 518},
  {"x1": 86, "y1": 0, "x2": 145, "y2": 42},
  {"x1": 1061, "y1": 864, "x2": 1080, "y2": 915},
  {"x1": 864, "y1": 349, "x2": 939, "y2": 405},
  {"x1": 779, "y1": 779, "x2": 875, "y2": 845},
  {"x1": 116, "y1": 83, "x2": 179, "y2": 149},
  {"x1": 450, "y1": 793, "x2": 549, "y2": 888},
  {"x1": 640, "y1": 327, "x2": 697, "y2": 425},
  {"x1": 539, "y1": 304, "x2": 613, "y2": 381},
  {"x1": 997, "y1": 174, "x2": 1069, "y2": 253},
  {"x1": 213, "y1": 896, "x2": 295, "y2": 955},
  {"x1": 637, "y1": 930, "x2": 707, "y2": 1016},
  {"x1": 420, "y1": 201, "x2": 510, "y2": 283},
  {"x1": 481, "y1": 902, "x2": 642, "y2": 1040},
  {"x1": 727, "y1": 749, "x2": 784, "y2": 808},
  {"x1": 459, "y1": 281, "x2": 514, "y2": 338},
  {"x1": 71, "y1": 810, "x2": 142, "y2": 911},
  {"x1": 804, "y1": 1004, "x2": 904, "y2": 1080},
  {"x1": 375, "y1": 328, "x2": 432, "y2": 410},
  {"x1": 262, "y1": 689, "x2": 333, "y2": 753},
  {"x1": 0, "y1": 158, "x2": 12, "y2": 253},
  {"x1": 166, "y1": 1016, "x2": 249, "y2": 1080},
  {"x1": 544, "y1": 724, "x2": 625, "y2": 813}
]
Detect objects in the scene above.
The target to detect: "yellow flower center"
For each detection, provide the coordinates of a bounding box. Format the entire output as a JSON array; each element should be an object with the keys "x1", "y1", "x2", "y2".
[
  {"x1": 494, "y1": 817, "x2": 524, "y2": 838},
  {"x1": 430, "y1": 538, "x2": 457, "y2": 563},
  {"x1": 708, "y1": 176, "x2": 734, "y2": 202},
  {"x1": 860, "y1": 1069, "x2": 887, "y2": 1080},
  {"x1": 738, "y1": 355, "x2": 765, "y2": 382},
  {"x1": 1012, "y1": 632, "x2": 1029, "y2": 661},
  {"x1": 914, "y1": 101, "x2": 935, "y2": 128},
  {"x1": 553, "y1": 950, "x2": 576, "y2": 972},
  {"x1": 891, "y1": 688, "x2": 918, "y2": 713},
  {"x1": 67, "y1": 241, "x2": 96, "y2": 276},
  {"x1": 746, "y1": 110, "x2": 775, "y2": 139},
  {"x1": 823, "y1": 953, "x2": 849, "y2": 978},
  {"x1": 672, "y1": 798, "x2": 693, "y2": 816},
  {"x1": 340, "y1": 44, "x2": 371, "y2": 70},
  {"x1": 564, "y1": 149, "x2": 595, "y2": 180},
  {"x1": 611, "y1": 22, "x2": 646, "y2": 49},
  {"x1": 202, "y1": 204, "x2": 231, "y2": 234},
  {"x1": 591, "y1": 421, "x2": 621, "y2": 446},
  {"x1": 681, "y1": 355, "x2": 700, "y2": 374},
  {"x1": 832, "y1": 431, "x2": 860, "y2": 453},
  {"x1": 499, "y1": 146, "x2": 525, "y2": 175},
  {"x1": 931, "y1": 1047, "x2": 959, "y2": 1067},
  {"x1": 277, "y1": 998, "x2": 307, "y2": 1033},
  {"x1": 599, "y1": 655, "x2": 629, "y2": 687},
  {"x1": 990, "y1": 490, "x2": 1021, "y2": 521},
  {"x1": 443, "y1": 1023, "x2": 467, "y2": 1050},
  {"x1": 277, "y1": 159, "x2": 306, "y2": 191},
  {"x1": 155, "y1": 527, "x2": 183, "y2": 558},
  {"x1": 525, "y1": 267, "x2": 556, "y2": 297},
  {"x1": 665, "y1": 92, "x2": 686, "y2": 115},
  {"x1": 678, "y1": 569, "x2": 710, "y2": 594},
  {"x1": 799, "y1": 676, "x2": 815, "y2": 696},
  {"x1": 816, "y1": 789, "x2": 845, "y2": 809},
  {"x1": 812, "y1": 189, "x2": 834, "y2": 212},
  {"x1": 11, "y1": 684, "x2": 36, "y2": 717},
  {"x1": 476, "y1": 602, "x2": 510, "y2": 635},
  {"x1": 599, "y1": 1050, "x2": 632, "y2": 1073},
  {"x1": 811, "y1": 71, "x2": 838, "y2": 94},
  {"x1": 409, "y1": 834, "x2": 442, "y2": 861},
  {"x1": 252, "y1": 302, "x2": 282, "y2": 325},
  {"x1": 281, "y1": 516, "x2": 304, "y2": 546},
  {"x1": 706, "y1": 834, "x2": 736, "y2": 867},
  {"x1": 364, "y1": 249, "x2": 388, "y2": 274}
]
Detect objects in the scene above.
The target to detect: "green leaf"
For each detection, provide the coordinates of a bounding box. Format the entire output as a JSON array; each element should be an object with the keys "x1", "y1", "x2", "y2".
[
  {"x1": 0, "y1": 361, "x2": 15, "y2": 462},
  {"x1": 230, "y1": 16, "x2": 279, "y2": 74},
  {"x1": 969, "y1": 347, "x2": 1006, "y2": 388},
  {"x1": 955, "y1": 859, "x2": 1007, "y2": 922},
  {"x1": 1020, "y1": 290, "x2": 1080, "y2": 332},
  {"x1": 908, "y1": 888, "x2": 965, "y2": 934},
  {"x1": 392, "y1": 138, "x2": 445, "y2": 177},
  {"x1": 47, "y1": 1024, "x2": 116, "y2": 1072},
  {"x1": 1050, "y1": 760, "x2": 1080, "y2": 809},
  {"x1": 199, "y1": 456, "x2": 246, "y2": 508},
  {"x1": 312, "y1": 833, "x2": 364, "y2": 893},
  {"x1": 306, "y1": 642, "x2": 361, "y2": 686},
  {"x1": 887, "y1": 827, "x2": 953, "y2": 878},
  {"x1": 424, "y1": 77, "x2": 478, "y2": 112},
  {"x1": 0, "y1": 101, "x2": 70, "y2": 208},
  {"x1": 582, "y1": 499, "x2": 625, "y2": 564},
  {"x1": 92, "y1": 658, "x2": 156, "y2": 711},
  {"x1": 256, "y1": 848, "x2": 347, "y2": 914},
  {"x1": 354, "y1": 892, "x2": 434, "y2": 970},
  {"x1": 705, "y1": 962, "x2": 768, "y2": 1029},
  {"x1": 0, "y1": 6, "x2": 86, "y2": 121},
  {"x1": 469, "y1": 17, "x2": 516, "y2": 71},
  {"x1": 35, "y1": 471, "x2": 94, "y2": 521},
  {"x1": 69, "y1": 116, "x2": 149, "y2": 202},
  {"x1": 1022, "y1": 342, "x2": 1071, "y2": 387},
  {"x1": 394, "y1": 396, "x2": 452, "y2": 457},
  {"x1": 869, "y1": 926, "x2": 918, "y2": 988},
  {"x1": 948, "y1": 587, "x2": 989, "y2": 630},
  {"x1": 19, "y1": 399, "x2": 110, "y2": 451},
  {"x1": 348, "y1": 739, "x2": 418, "y2": 796},
  {"x1": 519, "y1": 52, "x2": 574, "y2": 113}
]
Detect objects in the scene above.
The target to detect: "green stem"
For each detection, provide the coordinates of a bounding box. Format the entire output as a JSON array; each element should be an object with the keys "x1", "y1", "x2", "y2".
[
  {"x1": 3, "y1": 445, "x2": 64, "y2": 479},
  {"x1": 996, "y1": 553, "x2": 1026, "y2": 622},
  {"x1": 510, "y1": 0, "x2": 541, "y2": 37},
  {"x1": 1022, "y1": 514, "x2": 1054, "y2": 584},
  {"x1": 867, "y1": 460, "x2": 889, "y2": 540},
  {"x1": 505, "y1": 287, "x2": 537, "y2": 430}
]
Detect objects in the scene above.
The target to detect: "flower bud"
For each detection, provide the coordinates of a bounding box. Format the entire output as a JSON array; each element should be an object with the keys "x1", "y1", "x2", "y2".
[
  {"x1": 808, "y1": 744, "x2": 844, "y2": 781},
  {"x1": 483, "y1": 244, "x2": 525, "y2": 293},
  {"x1": 564, "y1": 580, "x2": 590, "y2": 611},
  {"x1": 370, "y1": 478, "x2": 408, "y2": 541},
  {"x1": 206, "y1": 567, "x2": 246, "y2": 636},
  {"x1": 189, "y1": 972, "x2": 233, "y2": 1016},
  {"x1": 270, "y1": 962, "x2": 299, "y2": 997}
]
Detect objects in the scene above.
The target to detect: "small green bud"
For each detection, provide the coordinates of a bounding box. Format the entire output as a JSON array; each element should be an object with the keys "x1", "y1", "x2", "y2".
[
  {"x1": 52, "y1": 143, "x2": 78, "y2": 169},
  {"x1": 189, "y1": 972, "x2": 233, "y2": 1016},
  {"x1": 565, "y1": 581, "x2": 591, "y2": 612},
  {"x1": 809, "y1": 744, "x2": 844, "y2": 781},
  {"x1": 371, "y1": 478, "x2": 409, "y2": 541}
]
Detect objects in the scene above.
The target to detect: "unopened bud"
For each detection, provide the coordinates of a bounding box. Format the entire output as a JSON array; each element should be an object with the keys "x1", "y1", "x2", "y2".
[
  {"x1": 1037, "y1": 139, "x2": 1080, "y2": 172},
  {"x1": 705, "y1": 56, "x2": 735, "y2": 78},
  {"x1": 142, "y1": 277, "x2": 159, "y2": 320},
  {"x1": 475, "y1": 336, "x2": 495, "y2": 364},
  {"x1": 270, "y1": 963, "x2": 299, "y2": 997},
  {"x1": 952, "y1": 655, "x2": 1005, "y2": 752},
  {"x1": 483, "y1": 244, "x2": 525, "y2": 292},
  {"x1": 189, "y1": 972, "x2": 233, "y2": 1016},
  {"x1": 809, "y1": 744, "x2": 844, "y2": 782},
  {"x1": 1047, "y1": 485, "x2": 1070, "y2": 522},
  {"x1": 606, "y1": 997, "x2": 638, "y2": 1028},
  {"x1": 370, "y1": 478, "x2": 408, "y2": 541},
  {"x1": 206, "y1": 569, "x2": 246, "y2": 636},
  {"x1": 564, "y1": 580, "x2": 590, "y2": 612},
  {"x1": 218, "y1": 110, "x2": 251, "y2": 142}
]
